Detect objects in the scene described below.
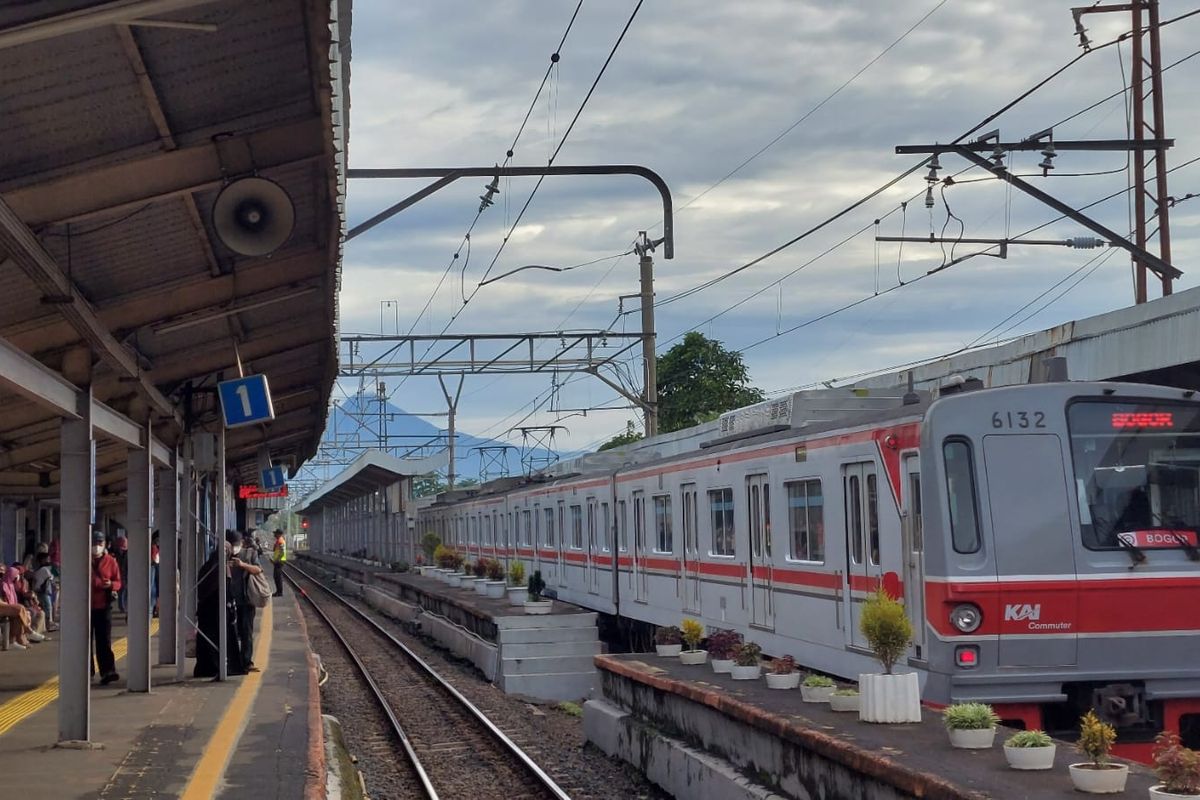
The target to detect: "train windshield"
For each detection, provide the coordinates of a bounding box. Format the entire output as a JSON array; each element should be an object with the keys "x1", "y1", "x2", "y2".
[{"x1": 1067, "y1": 400, "x2": 1200, "y2": 551}]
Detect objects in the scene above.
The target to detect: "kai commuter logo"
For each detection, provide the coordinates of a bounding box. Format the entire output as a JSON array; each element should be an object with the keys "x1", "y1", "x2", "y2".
[{"x1": 1004, "y1": 603, "x2": 1041, "y2": 622}]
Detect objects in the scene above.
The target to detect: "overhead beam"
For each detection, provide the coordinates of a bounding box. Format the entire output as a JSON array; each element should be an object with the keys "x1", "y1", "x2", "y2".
[{"x1": 0, "y1": 0, "x2": 222, "y2": 50}]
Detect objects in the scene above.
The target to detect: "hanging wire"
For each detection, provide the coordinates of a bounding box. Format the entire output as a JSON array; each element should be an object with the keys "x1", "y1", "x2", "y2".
[{"x1": 896, "y1": 202, "x2": 908, "y2": 285}]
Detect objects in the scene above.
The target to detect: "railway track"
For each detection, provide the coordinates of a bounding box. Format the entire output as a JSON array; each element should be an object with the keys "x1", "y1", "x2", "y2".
[{"x1": 287, "y1": 564, "x2": 571, "y2": 800}]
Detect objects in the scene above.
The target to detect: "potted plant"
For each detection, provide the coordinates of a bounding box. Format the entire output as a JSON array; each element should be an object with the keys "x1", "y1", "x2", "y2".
[
  {"x1": 1004, "y1": 729, "x2": 1057, "y2": 771},
  {"x1": 1150, "y1": 731, "x2": 1200, "y2": 798},
  {"x1": 507, "y1": 561, "x2": 528, "y2": 606},
  {"x1": 655, "y1": 626, "x2": 683, "y2": 657},
  {"x1": 730, "y1": 642, "x2": 762, "y2": 680},
  {"x1": 943, "y1": 702, "x2": 1000, "y2": 749},
  {"x1": 707, "y1": 629, "x2": 742, "y2": 674},
  {"x1": 1069, "y1": 710, "x2": 1128, "y2": 794},
  {"x1": 421, "y1": 531, "x2": 441, "y2": 573},
  {"x1": 524, "y1": 570, "x2": 552, "y2": 614},
  {"x1": 679, "y1": 618, "x2": 707, "y2": 665},
  {"x1": 801, "y1": 674, "x2": 837, "y2": 703},
  {"x1": 858, "y1": 588, "x2": 921, "y2": 723},
  {"x1": 830, "y1": 688, "x2": 860, "y2": 713},
  {"x1": 484, "y1": 559, "x2": 506, "y2": 598},
  {"x1": 765, "y1": 655, "x2": 801, "y2": 690},
  {"x1": 432, "y1": 544, "x2": 454, "y2": 578},
  {"x1": 472, "y1": 558, "x2": 490, "y2": 594}
]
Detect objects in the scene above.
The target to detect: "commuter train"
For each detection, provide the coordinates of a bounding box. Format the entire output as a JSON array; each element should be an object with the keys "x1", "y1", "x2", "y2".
[{"x1": 419, "y1": 379, "x2": 1200, "y2": 756}]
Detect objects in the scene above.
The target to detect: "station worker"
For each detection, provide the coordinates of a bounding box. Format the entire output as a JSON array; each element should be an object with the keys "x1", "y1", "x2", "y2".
[
  {"x1": 91, "y1": 530, "x2": 122, "y2": 685},
  {"x1": 271, "y1": 529, "x2": 287, "y2": 597}
]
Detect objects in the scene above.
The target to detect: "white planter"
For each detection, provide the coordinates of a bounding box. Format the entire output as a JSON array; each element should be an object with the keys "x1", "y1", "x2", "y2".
[
  {"x1": 948, "y1": 727, "x2": 996, "y2": 749},
  {"x1": 507, "y1": 587, "x2": 528, "y2": 606},
  {"x1": 858, "y1": 672, "x2": 922, "y2": 724},
  {"x1": 524, "y1": 599, "x2": 553, "y2": 615},
  {"x1": 731, "y1": 664, "x2": 762, "y2": 680},
  {"x1": 473, "y1": 578, "x2": 489, "y2": 594},
  {"x1": 1150, "y1": 785, "x2": 1199, "y2": 799},
  {"x1": 447, "y1": 573, "x2": 463, "y2": 587},
  {"x1": 800, "y1": 685, "x2": 836, "y2": 703},
  {"x1": 679, "y1": 649, "x2": 708, "y2": 666},
  {"x1": 1003, "y1": 744, "x2": 1056, "y2": 770},
  {"x1": 829, "y1": 693, "x2": 860, "y2": 712},
  {"x1": 656, "y1": 643, "x2": 683, "y2": 657},
  {"x1": 711, "y1": 658, "x2": 734, "y2": 674},
  {"x1": 485, "y1": 580, "x2": 506, "y2": 598},
  {"x1": 1068, "y1": 763, "x2": 1129, "y2": 794},
  {"x1": 765, "y1": 672, "x2": 801, "y2": 690}
]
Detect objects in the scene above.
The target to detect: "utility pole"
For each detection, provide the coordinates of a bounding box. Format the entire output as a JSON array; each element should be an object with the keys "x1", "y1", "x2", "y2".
[
  {"x1": 636, "y1": 232, "x2": 660, "y2": 438},
  {"x1": 437, "y1": 375, "x2": 464, "y2": 488}
]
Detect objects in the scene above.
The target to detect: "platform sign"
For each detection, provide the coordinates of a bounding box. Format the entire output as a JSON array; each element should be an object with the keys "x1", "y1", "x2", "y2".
[
  {"x1": 217, "y1": 374, "x2": 275, "y2": 429},
  {"x1": 261, "y1": 465, "x2": 286, "y2": 491},
  {"x1": 239, "y1": 485, "x2": 289, "y2": 500}
]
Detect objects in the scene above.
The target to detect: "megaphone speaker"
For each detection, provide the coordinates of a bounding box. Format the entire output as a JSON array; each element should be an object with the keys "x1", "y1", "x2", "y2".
[{"x1": 212, "y1": 176, "x2": 295, "y2": 257}]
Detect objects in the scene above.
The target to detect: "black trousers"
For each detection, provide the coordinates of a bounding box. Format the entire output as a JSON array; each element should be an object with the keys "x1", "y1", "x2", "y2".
[
  {"x1": 238, "y1": 605, "x2": 256, "y2": 670},
  {"x1": 273, "y1": 562, "x2": 284, "y2": 595},
  {"x1": 91, "y1": 606, "x2": 115, "y2": 677}
]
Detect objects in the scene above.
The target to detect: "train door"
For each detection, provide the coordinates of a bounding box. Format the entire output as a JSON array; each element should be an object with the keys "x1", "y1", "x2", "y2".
[
  {"x1": 747, "y1": 474, "x2": 775, "y2": 629},
  {"x1": 632, "y1": 491, "x2": 648, "y2": 602},
  {"x1": 586, "y1": 498, "x2": 598, "y2": 594},
  {"x1": 682, "y1": 484, "x2": 701, "y2": 613},
  {"x1": 556, "y1": 501, "x2": 567, "y2": 589},
  {"x1": 842, "y1": 462, "x2": 880, "y2": 649},
  {"x1": 542, "y1": 506, "x2": 557, "y2": 587},
  {"x1": 902, "y1": 455, "x2": 926, "y2": 659}
]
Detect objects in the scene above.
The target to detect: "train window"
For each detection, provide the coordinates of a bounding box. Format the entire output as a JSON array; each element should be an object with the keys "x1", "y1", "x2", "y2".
[
  {"x1": 601, "y1": 502, "x2": 611, "y2": 551},
  {"x1": 634, "y1": 495, "x2": 645, "y2": 551},
  {"x1": 523, "y1": 510, "x2": 532, "y2": 547},
  {"x1": 587, "y1": 502, "x2": 596, "y2": 552},
  {"x1": 785, "y1": 479, "x2": 824, "y2": 562},
  {"x1": 544, "y1": 507, "x2": 555, "y2": 547},
  {"x1": 558, "y1": 503, "x2": 566, "y2": 548},
  {"x1": 944, "y1": 439, "x2": 982, "y2": 554},
  {"x1": 749, "y1": 483, "x2": 762, "y2": 558},
  {"x1": 653, "y1": 495, "x2": 674, "y2": 553},
  {"x1": 708, "y1": 488, "x2": 735, "y2": 556},
  {"x1": 571, "y1": 505, "x2": 583, "y2": 549},
  {"x1": 763, "y1": 483, "x2": 772, "y2": 557},
  {"x1": 618, "y1": 500, "x2": 627, "y2": 551},
  {"x1": 681, "y1": 485, "x2": 697, "y2": 556},
  {"x1": 848, "y1": 475, "x2": 864, "y2": 564},
  {"x1": 909, "y1": 474, "x2": 923, "y2": 552},
  {"x1": 484, "y1": 514, "x2": 492, "y2": 545},
  {"x1": 867, "y1": 473, "x2": 880, "y2": 566},
  {"x1": 534, "y1": 507, "x2": 542, "y2": 548}
]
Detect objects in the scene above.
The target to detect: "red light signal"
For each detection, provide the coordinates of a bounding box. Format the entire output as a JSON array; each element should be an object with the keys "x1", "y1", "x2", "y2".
[{"x1": 301, "y1": 518, "x2": 310, "y2": 530}]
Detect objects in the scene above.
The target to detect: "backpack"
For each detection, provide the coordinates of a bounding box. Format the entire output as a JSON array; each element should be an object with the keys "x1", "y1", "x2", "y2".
[{"x1": 247, "y1": 571, "x2": 272, "y2": 608}]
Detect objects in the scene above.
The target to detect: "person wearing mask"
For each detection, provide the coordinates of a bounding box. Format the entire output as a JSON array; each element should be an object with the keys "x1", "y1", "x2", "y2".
[
  {"x1": 114, "y1": 536, "x2": 129, "y2": 614},
  {"x1": 31, "y1": 552, "x2": 57, "y2": 631},
  {"x1": 1, "y1": 566, "x2": 43, "y2": 648},
  {"x1": 91, "y1": 531, "x2": 121, "y2": 685},
  {"x1": 271, "y1": 529, "x2": 287, "y2": 597},
  {"x1": 228, "y1": 530, "x2": 264, "y2": 672}
]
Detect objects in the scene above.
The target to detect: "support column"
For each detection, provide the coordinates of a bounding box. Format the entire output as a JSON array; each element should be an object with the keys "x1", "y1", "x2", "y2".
[
  {"x1": 158, "y1": 453, "x2": 179, "y2": 665},
  {"x1": 216, "y1": 427, "x2": 227, "y2": 681},
  {"x1": 126, "y1": 417, "x2": 153, "y2": 692},
  {"x1": 177, "y1": 450, "x2": 195, "y2": 681},
  {"x1": 58, "y1": 373, "x2": 93, "y2": 743}
]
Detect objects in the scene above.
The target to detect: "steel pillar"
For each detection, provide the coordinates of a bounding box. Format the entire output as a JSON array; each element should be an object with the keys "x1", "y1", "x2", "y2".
[
  {"x1": 216, "y1": 427, "x2": 227, "y2": 681},
  {"x1": 177, "y1": 452, "x2": 195, "y2": 681},
  {"x1": 126, "y1": 429, "x2": 153, "y2": 692},
  {"x1": 158, "y1": 453, "x2": 178, "y2": 665},
  {"x1": 58, "y1": 394, "x2": 93, "y2": 743}
]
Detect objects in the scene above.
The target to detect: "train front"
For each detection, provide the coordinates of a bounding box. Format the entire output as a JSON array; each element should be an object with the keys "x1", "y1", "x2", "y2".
[{"x1": 919, "y1": 380, "x2": 1200, "y2": 760}]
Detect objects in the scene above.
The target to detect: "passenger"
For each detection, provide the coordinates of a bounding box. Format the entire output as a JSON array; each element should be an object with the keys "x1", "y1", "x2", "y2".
[
  {"x1": 194, "y1": 537, "x2": 244, "y2": 678},
  {"x1": 271, "y1": 529, "x2": 287, "y2": 597},
  {"x1": 114, "y1": 536, "x2": 129, "y2": 614},
  {"x1": 91, "y1": 531, "x2": 122, "y2": 685},
  {"x1": 150, "y1": 531, "x2": 160, "y2": 619},
  {"x1": 12, "y1": 564, "x2": 47, "y2": 636},
  {"x1": 0, "y1": 567, "x2": 42, "y2": 648},
  {"x1": 230, "y1": 530, "x2": 265, "y2": 673},
  {"x1": 31, "y1": 553, "x2": 57, "y2": 631}
]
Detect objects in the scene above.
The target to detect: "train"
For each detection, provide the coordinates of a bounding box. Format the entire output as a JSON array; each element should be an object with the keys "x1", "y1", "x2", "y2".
[{"x1": 418, "y1": 378, "x2": 1200, "y2": 758}]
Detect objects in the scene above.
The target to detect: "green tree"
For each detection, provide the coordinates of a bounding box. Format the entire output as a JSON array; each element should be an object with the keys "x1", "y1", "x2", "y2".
[
  {"x1": 412, "y1": 473, "x2": 446, "y2": 498},
  {"x1": 599, "y1": 420, "x2": 643, "y2": 451},
  {"x1": 657, "y1": 332, "x2": 764, "y2": 433}
]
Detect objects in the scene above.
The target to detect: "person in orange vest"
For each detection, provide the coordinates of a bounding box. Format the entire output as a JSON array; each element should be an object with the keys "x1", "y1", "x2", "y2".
[{"x1": 92, "y1": 530, "x2": 122, "y2": 685}]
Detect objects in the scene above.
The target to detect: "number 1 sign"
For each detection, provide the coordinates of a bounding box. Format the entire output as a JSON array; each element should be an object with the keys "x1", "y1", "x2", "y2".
[{"x1": 217, "y1": 374, "x2": 276, "y2": 428}]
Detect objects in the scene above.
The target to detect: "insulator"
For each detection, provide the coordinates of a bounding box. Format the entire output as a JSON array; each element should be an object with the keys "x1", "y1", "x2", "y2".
[
  {"x1": 925, "y1": 165, "x2": 940, "y2": 183},
  {"x1": 929, "y1": 153, "x2": 941, "y2": 171},
  {"x1": 924, "y1": 185, "x2": 935, "y2": 209},
  {"x1": 991, "y1": 145, "x2": 1006, "y2": 169},
  {"x1": 1067, "y1": 237, "x2": 1105, "y2": 249}
]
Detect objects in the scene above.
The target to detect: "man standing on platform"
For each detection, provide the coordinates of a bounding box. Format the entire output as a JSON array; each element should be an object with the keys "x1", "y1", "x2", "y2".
[
  {"x1": 271, "y1": 529, "x2": 287, "y2": 597},
  {"x1": 229, "y1": 530, "x2": 264, "y2": 672},
  {"x1": 91, "y1": 530, "x2": 122, "y2": 685}
]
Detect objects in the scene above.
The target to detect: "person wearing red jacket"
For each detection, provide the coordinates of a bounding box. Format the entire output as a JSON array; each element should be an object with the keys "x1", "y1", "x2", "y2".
[{"x1": 91, "y1": 530, "x2": 122, "y2": 685}]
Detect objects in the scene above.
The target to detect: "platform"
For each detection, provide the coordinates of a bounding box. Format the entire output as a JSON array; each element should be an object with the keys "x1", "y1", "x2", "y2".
[
  {"x1": 586, "y1": 653, "x2": 1159, "y2": 800},
  {"x1": 0, "y1": 589, "x2": 321, "y2": 799}
]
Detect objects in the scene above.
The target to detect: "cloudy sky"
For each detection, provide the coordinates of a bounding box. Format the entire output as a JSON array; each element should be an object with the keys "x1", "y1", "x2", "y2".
[{"x1": 336, "y1": 0, "x2": 1200, "y2": 461}]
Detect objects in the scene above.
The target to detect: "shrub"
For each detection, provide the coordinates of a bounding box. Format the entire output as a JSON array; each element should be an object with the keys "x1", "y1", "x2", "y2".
[
  {"x1": 770, "y1": 655, "x2": 797, "y2": 675},
  {"x1": 680, "y1": 618, "x2": 705, "y2": 651},
  {"x1": 802, "y1": 674, "x2": 835, "y2": 688},
  {"x1": 485, "y1": 558, "x2": 505, "y2": 581},
  {"x1": 655, "y1": 625, "x2": 682, "y2": 646},
  {"x1": 943, "y1": 703, "x2": 1000, "y2": 731},
  {"x1": 732, "y1": 641, "x2": 762, "y2": 667},
  {"x1": 451, "y1": 551, "x2": 465, "y2": 571},
  {"x1": 1005, "y1": 729, "x2": 1054, "y2": 748},
  {"x1": 508, "y1": 561, "x2": 525, "y2": 587},
  {"x1": 527, "y1": 570, "x2": 546, "y2": 601},
  {"x1": 859, "y1": 587, "x2": 912, "y2": 674},
  {"x1": 472, "y1": 558, "x2": 487, "y2": 578},
  {"x1": 706, "y1": 629, "x2": 742, "y2": 660},
  {"x1": 832, "y1": 688, "x2": 860, "y2": 697},
  {"x1": 1076, "y1": 710, "x2": 1117, "y2": 768},
  {"x1": 1152, "y1": 731, "x2": 1200, "y2": 794},
  {"x1": 421, "y1": 531, "x2": 441, "y2": 563},
  {"x1": 433, "y1": 544, "x2": 457, "y2": 569},
  {"x1": 390, "y1": 561, "x2": 409, "y2": 573}
]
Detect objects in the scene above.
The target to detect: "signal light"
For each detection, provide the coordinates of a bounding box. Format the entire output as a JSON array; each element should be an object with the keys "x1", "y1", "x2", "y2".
[
  {"x1": 301, "y1": 518, "x2": 310, "y2": 530},
  {"x1": 955, "y1": 645, "x2": 979, "y2": 668}
]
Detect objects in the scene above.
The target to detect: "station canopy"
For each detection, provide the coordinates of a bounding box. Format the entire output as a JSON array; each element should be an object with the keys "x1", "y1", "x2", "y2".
[
  {"x1": 0, "y1": 0, "x2": 349, "y2": 498},
  {"x1": 296, "y1": 450, "x2": 449, "y2": 515}
]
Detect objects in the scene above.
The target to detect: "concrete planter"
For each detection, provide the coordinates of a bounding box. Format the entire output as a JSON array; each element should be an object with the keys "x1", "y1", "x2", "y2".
[
  {"x1": 858, "y1": 672, "x2": 922, "y2": 723},
  {"x1": 800, "y1": 684, "x2": 836, "y2": 703},
  {"x1": 524, "y1": 599, "x2": 553, "y2": 615},
  {"x1": 731, "y1": 664, "x2": 762, "y2": 680},
  {"x1": 765, "y1": 672, "x2": 801, "y2": 690},
  {"x1": 507, "y1": 587, "x2": 528, "y2": 606},
  {"x1": 1068, "y1": 763, "x2": 1129, "y2": 794},
  {"x1": 711, "y1": 658, "x2": 734, "y2": 674},
  {"x1": 1150, "y1": 785, "x2": 1199, "y2": 799},
  {"x1": 485, "y1": 580, "x2": 506, "y2": 598},
  {"x1": 829, "y1": 693, "x2": 860, "y2": 712},
  {"x1": 447, "y1": 573, "x2": 463, "y2": 587},
  {"x1": 679, "y1": 649, "x2": 708, "y2": 666},
  {"x1": 473, "y1": 578, "x2": 489, "y2": 594},
  {"x1": 1003, "y1": 744, "x2": 1056, "y2": 770},
  {"x1": 655, "y1": 644, "x2": 682, "y2": 657},
  {"x1": 948, "y1": 727, "x2": 996, "y2": 749}
]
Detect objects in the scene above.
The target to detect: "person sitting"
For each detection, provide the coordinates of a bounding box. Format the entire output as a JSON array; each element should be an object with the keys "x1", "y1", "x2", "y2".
[
  {"x1": 1, "y1": 567, "x2": 43, "y2": 648},
  {"x1": 12, "y1": 564, "x2": 47, "y2": 636}
]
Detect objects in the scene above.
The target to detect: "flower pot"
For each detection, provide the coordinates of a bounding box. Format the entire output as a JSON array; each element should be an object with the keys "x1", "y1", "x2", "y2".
[
  {"x1": 948, "y1": 727, "x2": 996, "y2": 749},
  {"x1": 829, "y1": 693, "x2": 860, "y2": 712},
  {"x1": 1003, "y1": 744, "x2": 1056, "y2": 770},
  {"x1": 485, "y1": 580, "x2": 506, "y2": 598},
  {"x1": 858, "y1": 672, "x2": 922, "y2": 723},
  {"x1": 711, "y1": 658, "x2": 734, "y2": 674},
  {"x1": 1150, "y1": 785, "x2": 1200, "y2": 799},
  {"x1": 1068, "y1": 763, "x2": 1129, "y2": 794},
  {"x1": 679, "y1": 649, "x2": 708, "y2": 666},
  {"x1": 447, "y1": 573, "x2": 463, "y2": 587},
  {"x1": 731, "y1": 664, "x2": 762, "y2": 680},
  {"x1": 507, "y1": 587, "x2": 528, "y2": 606},
  {"x1": 765, "y1": 672, "x2": 801, "y2": 690},
  {"x1": 473, "y1": 578, "x2": 489, "y2": 594},
  {"x1": 801, "y1": 685, "x2": 836, "y2": 703},
  {"x1": 656, "y1": 644, "x2": 682, "y2": 657},
  {"x1": 524, "y1": 599, "x2": 553, "y2": 615}
]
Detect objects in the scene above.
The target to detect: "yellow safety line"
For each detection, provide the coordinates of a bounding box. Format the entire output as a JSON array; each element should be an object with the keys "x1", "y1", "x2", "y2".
[
  {"x1": 179, "y1": 599, "x2": 275, "y2": 800},
  {"x1": 0, "y1": 619, "x2": 160, "y2": 736}
]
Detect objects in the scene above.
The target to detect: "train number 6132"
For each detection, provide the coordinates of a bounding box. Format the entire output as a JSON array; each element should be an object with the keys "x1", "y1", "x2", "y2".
[{"x1": 991, "y1": 411, "x2": 1046, "y2": 429}]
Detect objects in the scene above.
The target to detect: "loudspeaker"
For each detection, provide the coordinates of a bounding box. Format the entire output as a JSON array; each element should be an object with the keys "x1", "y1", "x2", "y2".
[{"x1": 212, "y1": 176, "x2": 295, "y2": 257}]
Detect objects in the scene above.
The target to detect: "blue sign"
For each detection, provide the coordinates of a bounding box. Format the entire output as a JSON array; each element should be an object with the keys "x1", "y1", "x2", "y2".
[
  {"x1": 261, "y1": 465, "x2": 286, "y2": 490},
  {"x1": 217, "y1": 374, "x2": 275, "y2": 429}
]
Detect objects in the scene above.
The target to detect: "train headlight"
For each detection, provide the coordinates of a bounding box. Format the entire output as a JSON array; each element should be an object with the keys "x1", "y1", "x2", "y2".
[{"x1": 950, "y1": 603, "x2": 982, "y2": 633}]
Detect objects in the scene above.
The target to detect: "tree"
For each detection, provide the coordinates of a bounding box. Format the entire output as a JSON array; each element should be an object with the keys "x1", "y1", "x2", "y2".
[
  {"x1": 412, "y1": 473, "x2": 446, "y2": 498},
  {"x1": 656, "y1": 332, "x2": 765, "y2": 433},
  {"x1": 599, "y1": 420, "x2": 643, "y2": 451}
]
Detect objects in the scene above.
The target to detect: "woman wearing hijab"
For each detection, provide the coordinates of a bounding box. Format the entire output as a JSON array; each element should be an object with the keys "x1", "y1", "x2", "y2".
[
  {"x1": 1, "y1": 566, "x2": 43, "y2": 649},
  {"x1": 194, "y1": 535, "x2": 244, "y2": 678}
]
